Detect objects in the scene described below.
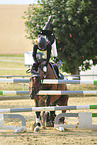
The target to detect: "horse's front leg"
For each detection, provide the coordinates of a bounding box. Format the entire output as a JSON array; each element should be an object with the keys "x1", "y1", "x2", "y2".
[
  {"x1": 32, "y1": 100, "x2": 41, "y2": 132},
  {"x1": 29, "y1": 77, "x2": 34, "y2": 99}
]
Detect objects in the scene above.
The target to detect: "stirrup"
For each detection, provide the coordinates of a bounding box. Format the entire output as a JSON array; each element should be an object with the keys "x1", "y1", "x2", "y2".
[{"x1": 57, "y1": 60, "x2": 63, "y2": 67}]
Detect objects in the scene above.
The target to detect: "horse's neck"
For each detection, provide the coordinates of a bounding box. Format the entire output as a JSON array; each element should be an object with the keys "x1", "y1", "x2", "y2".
[{"x1": 46, "y1": 64, "x2": 56, "y2": 79}]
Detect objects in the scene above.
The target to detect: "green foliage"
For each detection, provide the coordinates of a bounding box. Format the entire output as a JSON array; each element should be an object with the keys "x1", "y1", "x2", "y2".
[{"x1": 23, "y1": 0, "x2": 97, "y2": 74}]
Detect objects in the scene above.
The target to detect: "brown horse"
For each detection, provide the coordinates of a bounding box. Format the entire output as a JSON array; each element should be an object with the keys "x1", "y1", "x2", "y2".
[{"x1": 29, "y1": 59, "x2": 69, "y2": 131}]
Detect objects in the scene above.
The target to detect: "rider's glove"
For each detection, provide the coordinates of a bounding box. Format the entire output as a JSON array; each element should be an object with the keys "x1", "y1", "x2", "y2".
[
  {"x1": 43, "y1": 66, "x2": 47, "y2": 72},
  {"x1": 32, "y1": 63, "x2": 38, "y2": 71}
]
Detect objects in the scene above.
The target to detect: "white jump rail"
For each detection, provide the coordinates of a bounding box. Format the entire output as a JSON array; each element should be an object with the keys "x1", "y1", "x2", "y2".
[
  {"x1": 1, "y1": 90, "x2": 97, "y2": 95},
  {"x1": 0, "y1": 105, "x2": 96, "y2": 113},
  {"x1": 0, "y1": 78, "x2": 97, "y2": 84}
]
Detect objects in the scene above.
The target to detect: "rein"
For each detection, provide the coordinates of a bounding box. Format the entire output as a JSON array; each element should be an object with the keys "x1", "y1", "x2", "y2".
[{"x1": 29, "y1": 70, "x2": 46, "y2": 97}]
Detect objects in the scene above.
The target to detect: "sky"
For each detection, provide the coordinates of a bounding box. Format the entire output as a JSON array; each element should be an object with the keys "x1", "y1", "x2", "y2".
[{"x1": 0, "y1": 0, "x2": 38, "y2": 4}]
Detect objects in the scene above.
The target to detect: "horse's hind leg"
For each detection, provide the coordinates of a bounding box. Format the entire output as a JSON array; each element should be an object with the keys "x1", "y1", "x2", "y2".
[
  {"x1": 44, "y1": 96, "x2": 51, "y2": 127},
  {"x1": 61, "y1": 95, "x2": 69, "y2": 124},
  {"x1": 41, "y1": 111, "x2": 45, "y2": 127},
  {"x1": 44, "y1": 97, "x2": 56, "y2": 127},
  {"x1": 57, "y1": 95, "x2": 69, "y2": 124},
  {"x1": 49, "y1": 111, "x2": 56, "y2": 127}
]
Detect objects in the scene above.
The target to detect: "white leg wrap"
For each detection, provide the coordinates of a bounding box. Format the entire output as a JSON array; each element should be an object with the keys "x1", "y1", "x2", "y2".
[
  {"x1": 36, "y1": 118, "x2": 40, "y2": 124},
  {"x1": 43, "y1": 66, "x2": 47, "y2": 72}
]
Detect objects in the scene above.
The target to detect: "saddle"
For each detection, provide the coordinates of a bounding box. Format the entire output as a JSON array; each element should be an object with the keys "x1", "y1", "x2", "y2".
[{"x1": 49, "y1": 62, "x2": 64, "y2": 80}]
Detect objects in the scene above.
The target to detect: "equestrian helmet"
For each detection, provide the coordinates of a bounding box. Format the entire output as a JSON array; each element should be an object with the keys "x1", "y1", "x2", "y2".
[{"x1": 37, "y1": 36, "x2": 47, "y2": 50}]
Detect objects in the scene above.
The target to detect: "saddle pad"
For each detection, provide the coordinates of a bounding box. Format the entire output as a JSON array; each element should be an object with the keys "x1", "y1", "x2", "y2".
[
  {"x1": 49, "y1": 62, "x2": 64, "y2": 79},
  {"x1": 49, "y1": 62, "x2": 59, "y2": 79}
]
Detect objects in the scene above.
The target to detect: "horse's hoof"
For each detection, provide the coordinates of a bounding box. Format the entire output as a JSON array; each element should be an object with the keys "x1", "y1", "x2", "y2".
[
  {"x1": 32, "y1": 122, "x2": 41, "y2": 132},
  {"x1": 34, "y1": 126, "x2": 40, "y2": 132},
  {"x1": 50, "y1": 122, "x2": 54, "y2": 127},
  {"x1": 42, "y1": 126, "x2": 46, "y2": 129},
  {"x1": 30, "y1": 93, "x2": 34, "y2": 99}
]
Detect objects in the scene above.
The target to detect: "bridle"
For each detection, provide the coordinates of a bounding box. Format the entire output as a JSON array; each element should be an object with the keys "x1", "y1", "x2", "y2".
[
  {"x1": 30, "y1": 72, "x2": 41, "y2": 93},
  {"x1": 30, "y1": 68, "x2": 46, "y2": 98}
]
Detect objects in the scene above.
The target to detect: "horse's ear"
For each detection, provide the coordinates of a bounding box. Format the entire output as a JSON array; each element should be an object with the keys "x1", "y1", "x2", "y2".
[
  {"x1": 29, "y1": 77, "x2": 32, "y2": 81},
  {"x1": 29, "y1": 77, "x2": 31, "y2": 81}
]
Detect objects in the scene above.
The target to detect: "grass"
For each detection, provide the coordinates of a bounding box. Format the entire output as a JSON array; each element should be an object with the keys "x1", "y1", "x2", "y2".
[
  {"x1": 67, "y1": 84, "x2": 97, "y2": 97},
  {"x1": 0, "y1": 56, "x2": 27, "y2": 75},
  {"x1": 68, "y1": 84, "x2": 97, "y2": 91},
  {"x1": 0, "y1": 56, "x2": 30, "y2": 92},
  {"x1": 0, "y1": 54, "x2": 24, "y2": 57}
]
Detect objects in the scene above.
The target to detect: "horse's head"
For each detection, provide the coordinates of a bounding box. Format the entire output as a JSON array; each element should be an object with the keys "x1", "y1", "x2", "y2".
[
  {"x1": 30, "y1": 73, "x2": 41, "y2": 99},
  {"x1": 30, "y1": 60, "x2": 47, "y2": 99}
]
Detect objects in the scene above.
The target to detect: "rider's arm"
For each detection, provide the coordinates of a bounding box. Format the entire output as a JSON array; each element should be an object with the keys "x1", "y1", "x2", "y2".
[
  {"x1": 45, "y1": 43, "x2": 51, "y2": 66},
  {"x1": 39, "y1": 30, "x2": 55, "y2": 45},
  {"x1": 52, "y1": 39, "x2": 57, "y2": 57},
  {"x1": 32, "y1": 44, "x2": 38, "y2": 63}
]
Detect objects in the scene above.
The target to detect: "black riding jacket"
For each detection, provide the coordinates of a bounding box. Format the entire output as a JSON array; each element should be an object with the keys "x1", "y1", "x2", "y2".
[
  {"x1": 33, "y1": 43, "x2": 51, "y2": 67},
  {"x1": 33, "y1": 30, "x2": 54, "y2": 67}
]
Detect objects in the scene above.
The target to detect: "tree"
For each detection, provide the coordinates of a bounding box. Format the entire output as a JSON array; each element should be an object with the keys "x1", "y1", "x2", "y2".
[{"x1": 23, "y1": 0, "x2": 97, "y2": 74}]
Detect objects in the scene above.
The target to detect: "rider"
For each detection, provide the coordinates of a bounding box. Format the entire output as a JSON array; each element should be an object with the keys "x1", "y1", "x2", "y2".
[{"x1": 32, "y1": 16, "x2": 59, "y2": 73}]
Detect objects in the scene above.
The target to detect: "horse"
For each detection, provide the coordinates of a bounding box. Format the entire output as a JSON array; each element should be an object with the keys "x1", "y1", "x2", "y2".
[{"x1": 29, "y1": 59, "x2": 69, "y2": 131}]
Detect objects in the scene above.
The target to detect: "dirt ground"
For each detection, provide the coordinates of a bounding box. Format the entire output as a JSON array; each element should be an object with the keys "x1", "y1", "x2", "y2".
[{"x1": 0, "y1": 96, "x2": 97, "y2": 145}]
